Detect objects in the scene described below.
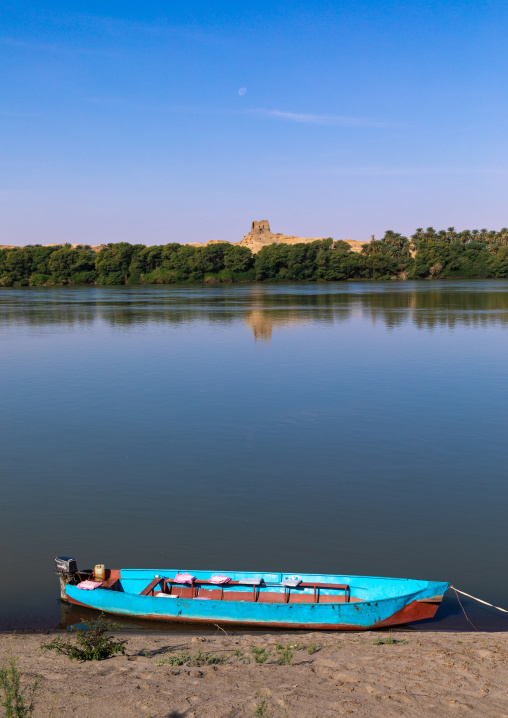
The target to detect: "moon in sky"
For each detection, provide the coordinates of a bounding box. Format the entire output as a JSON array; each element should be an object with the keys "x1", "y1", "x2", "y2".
[{"x1": 238, "y1": 87, "x2": 247, "y2": 96}]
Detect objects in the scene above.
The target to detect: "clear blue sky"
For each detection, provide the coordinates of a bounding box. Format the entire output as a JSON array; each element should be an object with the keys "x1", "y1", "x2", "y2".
[{"x1": 2, "y1": 0, "x2": 508, "y2": 246}]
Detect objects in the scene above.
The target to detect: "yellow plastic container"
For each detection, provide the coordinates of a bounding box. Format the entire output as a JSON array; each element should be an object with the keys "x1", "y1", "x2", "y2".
[{"x1": 94, "y1": 564, "x2": 106, "y2": 581}]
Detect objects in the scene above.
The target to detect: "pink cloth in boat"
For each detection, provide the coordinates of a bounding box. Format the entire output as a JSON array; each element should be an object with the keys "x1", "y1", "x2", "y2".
[
  {"x1": 77, "y1": 580, "x2": 103, "y2": 590},
  {"x1": 193, "y1": 597, "x2": 211, "y2": 600},
  {"x1": 174, "y1": 573, "x2": 196, "y2": 584},
  {"x1": 209, "y1": 575, "x2": 231, "y2": 584}
]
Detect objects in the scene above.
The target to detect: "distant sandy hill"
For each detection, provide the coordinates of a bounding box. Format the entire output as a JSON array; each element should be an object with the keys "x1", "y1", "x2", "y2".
[
  {"x1": 2, "y1": 222, "x2": 365, "y2": 254},
  {"x1": 0, "y1": 244, "x2": 106, "y2": 251},
  {"x1": 189, "y1": 220, "x2": 365, "y2": 254}
]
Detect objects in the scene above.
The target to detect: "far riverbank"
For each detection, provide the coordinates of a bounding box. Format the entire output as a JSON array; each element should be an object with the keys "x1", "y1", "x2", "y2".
[{"x1": 2, "y1": 228, "x2": 508, "y2": 287}]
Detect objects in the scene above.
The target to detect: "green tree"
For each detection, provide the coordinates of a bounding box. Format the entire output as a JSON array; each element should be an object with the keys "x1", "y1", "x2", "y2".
[
  {"x1": 223, "y1": 245, "x2": 253, "y2": 272},
  {"x1": 48, "y1": 248, "x2": 79, "y2": 278}
]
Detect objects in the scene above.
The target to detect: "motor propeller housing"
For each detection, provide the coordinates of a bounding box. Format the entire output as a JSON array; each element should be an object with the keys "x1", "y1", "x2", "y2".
[{"x1": 55, "y1": 556, "x2": 78, "y2": 574}]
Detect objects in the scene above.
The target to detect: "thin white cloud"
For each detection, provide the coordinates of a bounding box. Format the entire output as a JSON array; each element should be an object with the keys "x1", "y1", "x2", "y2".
[
  {"x1": 1, "y1": 38, "x2": 63, "y2": 52},
  {"x1": 41, "y1": 11, "x2": 223, "y2": 47},
  {"x1": 248, "y1": 109, "x2": 401, "y2": 128}
]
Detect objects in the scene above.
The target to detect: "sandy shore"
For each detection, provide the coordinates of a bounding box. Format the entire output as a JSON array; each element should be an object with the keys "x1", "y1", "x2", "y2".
[{"x1": 1, "y1": 630, "x2": 507, "y2": 717}]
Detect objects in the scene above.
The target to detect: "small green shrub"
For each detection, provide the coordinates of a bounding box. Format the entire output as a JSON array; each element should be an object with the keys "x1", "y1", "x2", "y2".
[
  {"x1": 373, "y1": 633, "x2": 408, "y2": 645},
  {"x1": 157, "y1": 649, "x2": 227, "y2": 667},
  {"x1": 233, "y1": 268, "x2": 256, "y2": 281},
  {"x1": 232, "y1": 648, "x2": 250, "y2": 664},
  {"x1": 141, "y1": 268, "x2": 178, "y2": 285},
  {"x1": 0, "y1": 654, "x2": 39, "y2": 718},
  {"x1": 28, "y1": 274, "x2": 52, "y2": 286},
  {"x1": 251, "y1": 645, "x2": 271, "y2": 664},
  {"x1": 307, "y1": 641, "x2": 319, "y2": 655},
  {"x1": 217, "y1": 269, "x2": 235, "y2": 282},
  {"x1": 188, "y1": 649, "x2": 227, "y2": 666},
  {"x1": 156, "y1": 651, "x2": 189, "y2": 667},
  {"x1": 275, "y1": 643, "x2": 298, "y2": 665},
  {"x1": 43, "y1": 614, "x2": 127, "y2": 661},
  {"x1": 253, "y1": 693, "x2": 273, "y2": 717}
]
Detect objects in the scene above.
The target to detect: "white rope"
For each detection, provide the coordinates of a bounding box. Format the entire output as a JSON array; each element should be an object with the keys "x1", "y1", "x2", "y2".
[{"x1": 451, "y1": 586, "x2": 508, "y2": 614}]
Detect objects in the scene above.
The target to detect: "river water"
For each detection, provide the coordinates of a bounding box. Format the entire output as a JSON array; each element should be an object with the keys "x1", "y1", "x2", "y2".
[{"x1": 1, "y1": 281, "x2": 507, "y2": 631}]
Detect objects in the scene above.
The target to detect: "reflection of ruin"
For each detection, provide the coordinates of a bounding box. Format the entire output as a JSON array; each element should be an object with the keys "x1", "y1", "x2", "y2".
[
  {"x1": 244, "y1": 310, "x2": 274, "y2": 342},
  {"x1": 244, "y1": 310, "x2": 307, "y2": 342}
]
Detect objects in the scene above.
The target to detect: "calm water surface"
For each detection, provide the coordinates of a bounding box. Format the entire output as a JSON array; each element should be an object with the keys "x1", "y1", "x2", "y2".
[{"x1": 1, "y1": 281, "x2": 508, "y2": 631}]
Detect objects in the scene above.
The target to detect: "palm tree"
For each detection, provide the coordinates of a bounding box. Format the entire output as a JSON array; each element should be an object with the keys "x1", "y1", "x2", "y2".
[
  {"x1": 411, "y1": 228, "x2": 423, "y2": 251},
  {"x1": 498, "y1": 230, "x2": 508, "y2": 245}
]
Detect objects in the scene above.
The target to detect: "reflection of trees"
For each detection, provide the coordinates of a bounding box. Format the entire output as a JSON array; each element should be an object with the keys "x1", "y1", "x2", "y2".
[{"x1": 1, "y1": 284, "x2": 508, "y2": 339}]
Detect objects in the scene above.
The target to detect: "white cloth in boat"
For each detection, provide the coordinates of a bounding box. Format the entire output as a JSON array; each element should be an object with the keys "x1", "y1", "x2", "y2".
[
  {"x1": 281, "y1": 576, "x2": 302, "y2": 587},
  {"x1": 154, "y1": 591, "x2": 178, "y2": 597},
  {"x1": 153, "y1": 591, "x2": 210, "y2": 600}
]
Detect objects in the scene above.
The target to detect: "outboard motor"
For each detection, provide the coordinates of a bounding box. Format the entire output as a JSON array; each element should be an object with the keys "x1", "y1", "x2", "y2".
[{"x1": 55, "y1": 556, "x2": 78, "y2": 601}]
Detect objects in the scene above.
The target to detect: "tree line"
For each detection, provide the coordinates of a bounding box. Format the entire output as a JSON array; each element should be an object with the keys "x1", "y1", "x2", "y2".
[{"x1": 1, "y1": 227, "x2": 508, "y2": 286}]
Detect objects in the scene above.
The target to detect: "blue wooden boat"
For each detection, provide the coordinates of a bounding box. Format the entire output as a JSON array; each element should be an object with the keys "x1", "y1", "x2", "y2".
[{"x1": 56, "y1": 560, "x2": 448, "y2": 630}]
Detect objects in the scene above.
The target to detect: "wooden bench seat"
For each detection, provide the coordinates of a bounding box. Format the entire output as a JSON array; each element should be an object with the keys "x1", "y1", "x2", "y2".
[{"x1": 142, "y1": 578, "x2": 354, "y2": 603}]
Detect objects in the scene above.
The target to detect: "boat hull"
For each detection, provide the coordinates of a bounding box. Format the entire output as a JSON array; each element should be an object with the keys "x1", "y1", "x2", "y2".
[{"x1": 65, "y1": 572, "x2": 448, "y2": 630}]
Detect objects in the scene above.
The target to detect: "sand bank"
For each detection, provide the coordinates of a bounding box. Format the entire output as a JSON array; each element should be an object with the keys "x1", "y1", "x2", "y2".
[{"x1": 1, "y1": 630, "x2": 507, "y2": 717}]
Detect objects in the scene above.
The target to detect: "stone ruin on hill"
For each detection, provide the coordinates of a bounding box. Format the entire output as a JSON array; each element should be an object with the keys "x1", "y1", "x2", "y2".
[
  {"x1": 250, "y1": 220, "x2": 271, "y2": 233},
  {"x1": 239, "y1": 220, "x2": 365, "y2": 254},
  {"x1": 238, "y1": 219, "x2": 325, "y2": 253},
  {"x1": 187, "y1": 220, "x2": 363, "y2": 253}
]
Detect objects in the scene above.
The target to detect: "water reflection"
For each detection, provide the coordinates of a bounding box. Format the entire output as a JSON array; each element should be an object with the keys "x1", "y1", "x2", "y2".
[
  {"x1": 1, "y1": 281, "x2": 508, "y2": 341},
  {"x1": 2, "y1": 280, "x2": 508, "y2": 631}
]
